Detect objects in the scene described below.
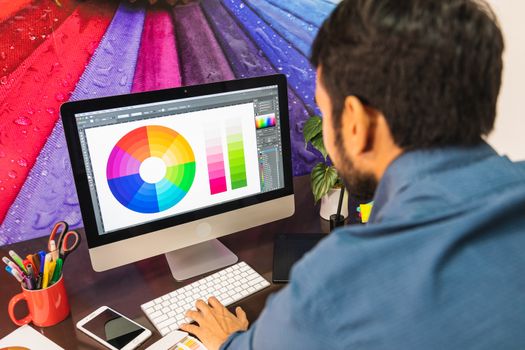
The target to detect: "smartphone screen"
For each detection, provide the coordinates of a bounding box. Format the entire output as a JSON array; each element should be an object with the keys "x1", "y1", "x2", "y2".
[{"x1": 82, "y1": 309, "x2": 145, "y2": 349}]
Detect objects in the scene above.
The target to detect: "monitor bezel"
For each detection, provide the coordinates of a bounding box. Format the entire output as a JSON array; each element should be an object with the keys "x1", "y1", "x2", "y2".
[{"x1": 61, "y1": 74, "x2": 293, "y2": 249}]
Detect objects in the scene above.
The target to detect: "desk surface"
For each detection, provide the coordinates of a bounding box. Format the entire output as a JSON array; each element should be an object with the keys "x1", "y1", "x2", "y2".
[{"x1": 0, "y1": 176, "x2": 353, "y2": 348}]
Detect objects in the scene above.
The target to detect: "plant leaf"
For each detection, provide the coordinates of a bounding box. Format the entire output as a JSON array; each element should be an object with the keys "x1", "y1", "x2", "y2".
[
  {"x1": 310, "y1": 134, "x2": 328, "y2": 160},
  {"x1": 303, "y1": 115, "x2": 322, "y2": 145},
  {"x1": 311, "y1": 163, "x2": 338, "y2": 203}
]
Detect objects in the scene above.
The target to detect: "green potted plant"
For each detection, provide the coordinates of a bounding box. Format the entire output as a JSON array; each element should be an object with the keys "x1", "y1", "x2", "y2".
[{"x1": 303, "y1": 115, "x2": 348, "y2": 220}]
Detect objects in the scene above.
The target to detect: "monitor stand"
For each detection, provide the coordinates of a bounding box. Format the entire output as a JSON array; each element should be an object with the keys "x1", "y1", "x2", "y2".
[{"x1": 165, "y1": 239, "x2": 238, "y2": 281}]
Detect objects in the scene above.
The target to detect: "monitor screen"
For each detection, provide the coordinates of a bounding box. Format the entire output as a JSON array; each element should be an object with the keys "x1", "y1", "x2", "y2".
[{"x1": 70, "y1": 80, "x2": 288, "y2": 238}]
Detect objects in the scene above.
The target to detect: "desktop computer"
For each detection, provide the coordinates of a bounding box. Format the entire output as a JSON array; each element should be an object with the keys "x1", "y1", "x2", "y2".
[{"x1": 61, "y1": 74, "x2": 294, "y2": 281}]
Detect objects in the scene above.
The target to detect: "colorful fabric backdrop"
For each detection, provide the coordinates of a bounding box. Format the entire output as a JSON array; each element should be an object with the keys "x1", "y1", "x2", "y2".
[{"x1": 0, "y1": 0, "x2": 338, "y2": 245}]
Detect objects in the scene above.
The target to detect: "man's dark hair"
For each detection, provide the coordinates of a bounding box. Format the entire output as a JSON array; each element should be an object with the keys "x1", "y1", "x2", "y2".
[{"x1": 311, "y1": 0, "x2": 504, "y2": 149}]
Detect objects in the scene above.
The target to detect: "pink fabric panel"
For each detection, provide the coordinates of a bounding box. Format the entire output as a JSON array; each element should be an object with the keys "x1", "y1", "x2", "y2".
[{"x1": 132, "y1": 9, "x2": 181, "y2": 92}]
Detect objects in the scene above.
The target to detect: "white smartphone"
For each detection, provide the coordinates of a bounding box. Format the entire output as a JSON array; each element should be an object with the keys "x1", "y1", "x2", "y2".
[{"x1": 76, "y1": 306, "x2": 152, "y2": 350}]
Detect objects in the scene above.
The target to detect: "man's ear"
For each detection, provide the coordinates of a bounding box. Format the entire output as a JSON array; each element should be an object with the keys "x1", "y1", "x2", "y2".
[{"x1": 342, "y1": 96, "x2": 375, "y2": 157}]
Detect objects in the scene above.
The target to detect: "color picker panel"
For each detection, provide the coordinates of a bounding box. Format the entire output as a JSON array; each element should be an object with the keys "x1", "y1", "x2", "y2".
[
  {"x1": 226, "y1": 121, "x2": 247, "y2": 190},
  {"x1": 205, "y1": 131, "x2": 227, "y2": 195},
  {"x1": 255, "y1": 113, "x2": 276, "y2": 129}
]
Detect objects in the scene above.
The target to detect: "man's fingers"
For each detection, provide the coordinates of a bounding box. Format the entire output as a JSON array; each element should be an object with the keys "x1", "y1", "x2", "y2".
[
  {"x1": 235, "y1": 306, "x2": 247, "y2": 323},
  {"x1": 185, "y1": 309, "x2": 204, "y2": 323},
  {"x1": 207, "y1": 296, "x2": 225, "y2": 310},
  {"x1": 195, "y1": 299, "x2": 213, "y2": 317},
  {"x1": 180, "y1": 323, "x2": 201, "y2": 337}
]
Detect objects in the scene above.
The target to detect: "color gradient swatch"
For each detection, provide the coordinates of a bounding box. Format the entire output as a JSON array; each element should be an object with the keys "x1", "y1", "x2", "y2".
[
  {"x1": 227, "y1": 121, "x2": 248, "y2": 190},
  {"x1": 255, "y1": 114, "x2": 277, "y2": 129},
  {"x1": 107, "y1": 126, "x2": 195, "y2": 213},
  {"x1": 206, "y1": 129, "x2": 228, "y2": 195}
]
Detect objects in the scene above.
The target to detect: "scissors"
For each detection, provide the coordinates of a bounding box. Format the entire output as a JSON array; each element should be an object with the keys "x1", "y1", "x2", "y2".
[{"x1": 48, "y1": 221, "x2": 81, "y2": 261}]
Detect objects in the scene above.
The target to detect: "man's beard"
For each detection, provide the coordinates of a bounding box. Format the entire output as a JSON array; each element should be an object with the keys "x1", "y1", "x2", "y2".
[{"x1": 335, "y1": 130, "x2": 378, "y2": 203}]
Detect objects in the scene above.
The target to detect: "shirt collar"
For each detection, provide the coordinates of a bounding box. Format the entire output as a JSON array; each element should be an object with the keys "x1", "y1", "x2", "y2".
[{"x1": 369, "y1": 141, "x2": 498, "y2": 223}]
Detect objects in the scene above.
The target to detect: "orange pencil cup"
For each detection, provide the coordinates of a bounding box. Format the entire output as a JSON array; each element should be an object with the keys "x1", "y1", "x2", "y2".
[{"x1": 8, "y1": 276, "x2": 70, "y2": 327}]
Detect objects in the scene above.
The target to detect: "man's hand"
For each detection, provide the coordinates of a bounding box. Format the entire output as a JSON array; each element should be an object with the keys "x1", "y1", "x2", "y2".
[{"x1": 180, "y1": 297, "x2": 249, "y2": 350}]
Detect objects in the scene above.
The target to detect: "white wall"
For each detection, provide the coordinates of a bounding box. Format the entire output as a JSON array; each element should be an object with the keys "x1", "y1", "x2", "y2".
[{"x1": 486, "y1": 0, "x2": 525, "y2": 161}]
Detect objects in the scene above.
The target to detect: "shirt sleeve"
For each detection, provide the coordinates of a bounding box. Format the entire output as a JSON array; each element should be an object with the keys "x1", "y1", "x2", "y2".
[{"x1": 220, "y1": 267, "x2": 338, "y2": 350}]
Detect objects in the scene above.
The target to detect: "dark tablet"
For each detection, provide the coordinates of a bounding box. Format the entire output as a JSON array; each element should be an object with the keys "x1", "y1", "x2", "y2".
[{"x1": 272, "y1": 233, "x2": 326, "y2": 283}]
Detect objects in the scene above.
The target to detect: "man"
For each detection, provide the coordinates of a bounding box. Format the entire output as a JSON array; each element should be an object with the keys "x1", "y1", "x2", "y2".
[{"x1": 180, "y1": 0, "x2": 525, "y2": 348}]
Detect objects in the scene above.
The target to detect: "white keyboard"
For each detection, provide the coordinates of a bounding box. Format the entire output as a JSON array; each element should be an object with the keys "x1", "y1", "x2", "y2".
[{"x1": 141, "y1": 261, "x2": 271, "y2": 336}]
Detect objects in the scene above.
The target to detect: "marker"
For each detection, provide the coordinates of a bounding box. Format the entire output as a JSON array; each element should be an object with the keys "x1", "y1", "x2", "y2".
[
  {"x1": 49, "y1": 240, "x2": 58, "y2": 261},
  {"x1": 38, "y1": 250, "x2": 46, "y2": 274},
  {"x1": 42, "y1": 253, "x2": 52, "y2": 289},
  {"x1": 27, "y1": 263, "x2": 36, "y2": 286},
  {"x1": 23, "y1": 276, "x2": 34, "y2": 290},
  {"x1": 2, "y1": 257, "x2": 24, "y2": 277},
  {"x1": 32, "y1": 253, "x2": 41, "y2": 275},
  {"x1": 50, "y1": 258, "x2": 63, "y2": 284},
  {"x1": 48, "y1": 260, "x2": 56, "y2": 284},
  {"x1": 22, "y1": 258, "x2": 31, "y2": 270},
  {"x1": 9, "y1": 250, "x2": 28, "y2": 274},
  {"x1": 7, "y1": 267, "x2": 24, "y2": 283}
]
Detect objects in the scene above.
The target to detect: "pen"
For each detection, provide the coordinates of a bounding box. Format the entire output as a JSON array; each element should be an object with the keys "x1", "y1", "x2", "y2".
[
  {"x1": 36, "y1": 274, "x2": 43, "y2": 289},
  {"x1": 9, "y1": 250, "x2": 28, "y2": 274},
  {"x1": 42, "y1": 253, "x2": 52, "y2": 289}
]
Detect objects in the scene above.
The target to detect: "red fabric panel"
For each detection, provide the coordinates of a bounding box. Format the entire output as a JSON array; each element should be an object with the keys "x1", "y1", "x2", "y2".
[
  {"x1": 0, "y1": 2, "x2": 117, "y2": 222},
  {"x1": 0, "y1": 0, "x2": 78, "y2": 77},
  {"x1": 131, "y1": 9, "x2": 181, "y2": 92},
  {"x1": 0, "y1": 0, "x2": 32, "y2": 24}
]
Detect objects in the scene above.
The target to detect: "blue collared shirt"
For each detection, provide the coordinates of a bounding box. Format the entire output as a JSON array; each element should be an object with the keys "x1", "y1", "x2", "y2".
[{"x1": 222, "y1": 142, "x2": 525, "y2": 349}]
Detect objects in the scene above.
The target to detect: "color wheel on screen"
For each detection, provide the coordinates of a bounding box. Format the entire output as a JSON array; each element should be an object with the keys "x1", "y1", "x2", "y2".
[{"x1": 106, "y1": 126, "x2": 196, "y2": 213}]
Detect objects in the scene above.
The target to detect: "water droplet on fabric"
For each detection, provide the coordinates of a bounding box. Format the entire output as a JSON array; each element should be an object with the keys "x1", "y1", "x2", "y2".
[
  {"x1": 119, "y1": 74, "x2": 127, "y2": 86},
  {"x1": 17, "y1": 158, "x2": 28, "y2": 167},
  {"x1": 0, "y1": 187, "x2": 5, "y2": 191},
  {"x1": 14, "y1": 15, "x2": 25, "y2": 21},
  {"x1": 62, "y1": 79, "x2": 69, "y2": 87},
  {"x1": 8, "y1": 170, "x2": 17, "y2": 179},
  {"x1": 0, "y1": 76, "x2": 8, "y2": 85},
  {"x1": 0, "y1": 150, "x2": 5, "y2": 158},
  {"x1": 46, "y1": 107, "x2": 55, "y2": 115},
  {"x1": 14, "y1": 218, "x2": 21, "y2": 224},
  {"x1": 55, "y1": 93, "x2": 65, "y2": 102},
  {"x1": 13, "y1": 116, "x2": 32, "y2": 126},
  {"x1": 41, "y1": 169, "x2": 48, "y2": 176},
  {"x1": 0, "y1": 52, "x2": 5, "y2": 60},
  {"x1": 28, "y1": 34, "x2": 37, "y2": 41}
]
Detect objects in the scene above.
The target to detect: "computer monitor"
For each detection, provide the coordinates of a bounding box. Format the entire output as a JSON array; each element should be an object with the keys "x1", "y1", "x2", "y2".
[{"x1": 61, "y1": 74, "x2": 294, "y2": 280}]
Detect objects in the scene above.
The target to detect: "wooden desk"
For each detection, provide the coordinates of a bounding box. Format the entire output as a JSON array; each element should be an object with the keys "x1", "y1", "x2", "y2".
[{"x1": 0, "y1": 176, "x2": 353, "y2": 348}]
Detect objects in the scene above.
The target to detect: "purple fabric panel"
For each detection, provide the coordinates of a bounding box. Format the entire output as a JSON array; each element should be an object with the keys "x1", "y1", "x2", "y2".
[
  {"x1": 172, "y1": 3, "x2": 234, "y2": 85},
  {"x1": 132, "y1": 9, "x2": 181, "y2": 92},
  {"x1": 201, "y1": 0, "x2": 321, "y2": 176},
  {"x1": 221, "y1": 0, "x2": 318, "y2": 114},
  {"x1": 0, "y1": 2, "x2": 145, "y2": 245}
]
